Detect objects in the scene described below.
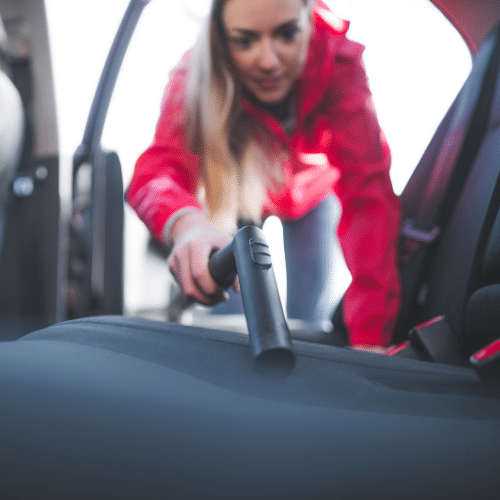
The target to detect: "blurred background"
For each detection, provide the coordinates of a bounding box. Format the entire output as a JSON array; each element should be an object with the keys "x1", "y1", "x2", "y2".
[{"x1": 44, "y1": 0, "x2": 471, "y2": 319}]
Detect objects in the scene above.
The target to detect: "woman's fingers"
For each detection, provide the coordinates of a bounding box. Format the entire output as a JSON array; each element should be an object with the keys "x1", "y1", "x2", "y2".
[
  {"x1": 168, "y1": 237, "x2": 230, "y2": 306},
  {"x1": 233, "y1": 276, "x2": 241, "y2": 293},
  {"x1": 186, "y1": 242, "x2": 228, "y2": 304},
  {"x1": 167, "y1": 211, "x2": 236, "y2": 306}
]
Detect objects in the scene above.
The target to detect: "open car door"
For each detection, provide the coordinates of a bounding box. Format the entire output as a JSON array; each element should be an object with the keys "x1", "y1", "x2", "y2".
[{"x1": 66, "y1": 0, "x2": 150, "y2": 319}]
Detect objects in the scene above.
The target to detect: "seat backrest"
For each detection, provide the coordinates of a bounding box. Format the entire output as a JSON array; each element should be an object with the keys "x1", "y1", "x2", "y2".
[
  {"x1": 396, "y1": 22, "x2": 500, "y2": 346},
  {"x1": 400, "y1": 23, "x2": 500, "y2": 354},
  {"x1": 400, "y1": 28, "x2": 499, "y2": 227}
]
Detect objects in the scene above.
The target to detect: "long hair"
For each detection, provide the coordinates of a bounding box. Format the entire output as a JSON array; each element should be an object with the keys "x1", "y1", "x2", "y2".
[{"x1": 185, "y1": 0, "x2": 314, "y2": 232}]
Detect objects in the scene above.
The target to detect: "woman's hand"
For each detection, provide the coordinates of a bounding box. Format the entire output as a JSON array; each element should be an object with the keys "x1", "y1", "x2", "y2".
[{"x1": 167, "y1": 211, "x2": 235, "y2": 306}]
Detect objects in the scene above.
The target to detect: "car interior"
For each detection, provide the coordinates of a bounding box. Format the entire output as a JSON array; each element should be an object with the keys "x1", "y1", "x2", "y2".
[
  {"x1": 1, "y1": 0, "x2": 500, "y2": 498},
  {"x1": 0, "y1": 3, "x2": 60, "y2": 339}
]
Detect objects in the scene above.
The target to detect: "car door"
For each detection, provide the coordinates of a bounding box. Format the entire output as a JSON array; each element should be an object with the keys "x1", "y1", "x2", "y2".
[{"x1": 66, "y1": 0, "x2": 150, "y2": 319}]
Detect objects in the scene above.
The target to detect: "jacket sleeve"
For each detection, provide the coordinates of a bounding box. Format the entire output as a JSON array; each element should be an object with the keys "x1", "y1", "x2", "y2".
[
  {"x1": 325, "y1": 41, "x2": 401, "y2": 346},
  {"x1": 125, "y1": 58, "x2": 203, "y2": 242}
]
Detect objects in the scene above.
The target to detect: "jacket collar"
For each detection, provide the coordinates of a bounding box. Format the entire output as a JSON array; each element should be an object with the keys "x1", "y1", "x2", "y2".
[{"x1": 296, "y1": 6, "x2": 350, "y2": 122}]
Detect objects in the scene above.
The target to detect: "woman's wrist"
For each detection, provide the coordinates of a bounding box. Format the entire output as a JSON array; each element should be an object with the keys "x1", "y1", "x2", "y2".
[
  {"x1": 162, "y1": 208, "x2": 201, "y2": 243},
  {"x1": 169, "y1": 210, "x2": 209, "y2": 245}
]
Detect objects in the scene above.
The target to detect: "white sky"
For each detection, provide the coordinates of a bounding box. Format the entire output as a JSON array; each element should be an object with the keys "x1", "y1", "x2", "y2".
[{"x1": 44, "y1": 0, "x2": 472, "y2": 313}]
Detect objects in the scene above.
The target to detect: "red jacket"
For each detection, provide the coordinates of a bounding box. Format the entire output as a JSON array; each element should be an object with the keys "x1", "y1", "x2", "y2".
[{"x1": 126, "y1": 4, "x2": 401, "y2": 346}]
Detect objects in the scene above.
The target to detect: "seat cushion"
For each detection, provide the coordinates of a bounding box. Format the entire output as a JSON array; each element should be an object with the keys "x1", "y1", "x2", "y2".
[{"x1": 0, "y1": 316, "x2": 498, "y2": 499}]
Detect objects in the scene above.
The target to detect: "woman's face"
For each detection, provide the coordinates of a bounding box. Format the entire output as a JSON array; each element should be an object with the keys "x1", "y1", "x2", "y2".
[{"x1": 221, "y1": 0, "x2": 312, "y2": 106}]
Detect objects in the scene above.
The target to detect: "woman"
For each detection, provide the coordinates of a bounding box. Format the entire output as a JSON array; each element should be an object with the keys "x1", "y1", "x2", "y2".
[{"x1": 126, "y1": 0, "x2": 401, "y2": 350}]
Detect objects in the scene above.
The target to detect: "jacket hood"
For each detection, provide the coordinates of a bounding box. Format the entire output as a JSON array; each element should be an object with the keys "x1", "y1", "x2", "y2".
[{"x1": 297, "y1": 3, "x2": 364, "y2": 122}]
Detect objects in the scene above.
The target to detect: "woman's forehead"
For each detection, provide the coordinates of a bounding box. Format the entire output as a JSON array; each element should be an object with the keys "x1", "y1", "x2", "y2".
[{"x1": 222, "y1": 0, "x2": 306, "y2": 32}]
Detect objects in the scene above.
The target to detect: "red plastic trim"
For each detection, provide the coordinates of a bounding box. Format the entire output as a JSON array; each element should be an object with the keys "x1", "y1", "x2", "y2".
[
  {"x1": 470, "y1": 337, "x2": 500, "y2": 366},
  {"x1": 413, "y1": 315, "x2": 445, "y2": 331},
  {"x1": 386, "y1": 341, "x2": 410, "y2": 356}
]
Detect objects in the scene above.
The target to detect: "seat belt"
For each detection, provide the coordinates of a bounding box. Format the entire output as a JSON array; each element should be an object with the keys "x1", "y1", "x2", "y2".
[
  {"x1": 401, "y1": 22, "x2": 500, "y2": 263},
  {"x1": 397, "y1": 23, "x2": 500, "y2": 338}
]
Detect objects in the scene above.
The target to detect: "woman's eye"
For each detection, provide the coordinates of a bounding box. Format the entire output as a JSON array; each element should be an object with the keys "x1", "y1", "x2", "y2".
[
  {"x1": 230, "y1": 37, "x2": 252, "y2": 50},
  {"x1": 280, "y1": 26, "x2": 300, "y2": 42}
]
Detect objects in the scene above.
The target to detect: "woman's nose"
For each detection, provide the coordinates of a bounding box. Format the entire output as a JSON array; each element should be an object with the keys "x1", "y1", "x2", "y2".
[{"x1": 258, "y1": 38, "x2": 279, "y2": 71}]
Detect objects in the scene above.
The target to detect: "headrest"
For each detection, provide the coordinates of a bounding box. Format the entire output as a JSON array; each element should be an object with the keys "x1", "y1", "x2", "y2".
[{"x1": 0, "y1": 69, "x2": 24, "y2": 202}]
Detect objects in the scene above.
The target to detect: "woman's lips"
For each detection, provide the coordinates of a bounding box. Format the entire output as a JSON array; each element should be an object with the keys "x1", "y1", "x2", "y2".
[{"x1": 255, "y1": 78, "x2": 281, "y2": 90}]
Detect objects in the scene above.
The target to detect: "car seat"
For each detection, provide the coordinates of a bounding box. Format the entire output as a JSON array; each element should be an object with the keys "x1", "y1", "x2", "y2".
[
  {"x1": 399, "y1": 20, "x2": 500, "y2": 337},
  {"x1": 389, "y1": 20, "x2": 500, "y2": 364}
]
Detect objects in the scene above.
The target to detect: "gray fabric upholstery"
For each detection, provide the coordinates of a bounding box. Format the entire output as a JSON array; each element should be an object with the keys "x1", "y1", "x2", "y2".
[{"x1": 1, "y1": 315, "x2": 498, "y2": 499}]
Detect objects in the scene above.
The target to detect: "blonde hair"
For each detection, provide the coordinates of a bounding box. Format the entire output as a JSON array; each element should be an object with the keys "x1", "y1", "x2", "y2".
[{"x1": 185, "y1": 0, "x2": 314, "y2": 232}]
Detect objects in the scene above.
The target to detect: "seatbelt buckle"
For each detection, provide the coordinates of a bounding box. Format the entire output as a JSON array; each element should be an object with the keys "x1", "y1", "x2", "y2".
[
  {"x1": 399, "y1": 219, "x2": 441, "y2": 265},
  {"x1": 389, "y1": 315, "x2": 468, "y2": 365},
  {"x1": 386, "y1": 340, "x2": 422, "y2": 359},
  {"x1": 470, "y1": 338, "x2": 500, "y2": 395}
]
